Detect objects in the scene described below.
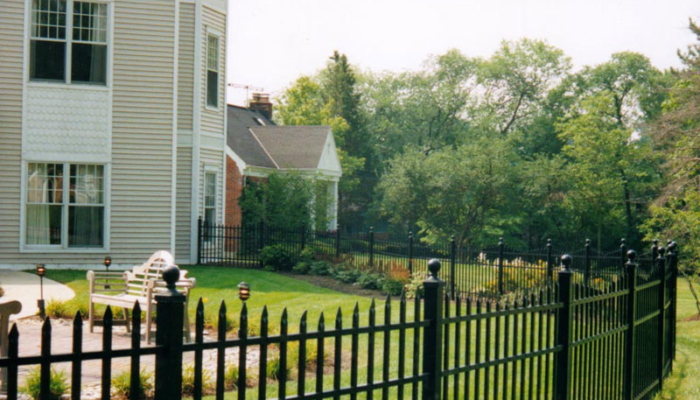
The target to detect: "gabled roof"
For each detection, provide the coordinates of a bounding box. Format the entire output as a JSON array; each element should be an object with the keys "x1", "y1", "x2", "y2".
[
  {"x1": 249, "y1": 126, "x2": 331, "y2": 170},
  {"x1": 226, "y1": 105, "x2": 341, "y2": 175},
  {"x1": 226, "y1": 105, "x2": 277, "y2": 169}
]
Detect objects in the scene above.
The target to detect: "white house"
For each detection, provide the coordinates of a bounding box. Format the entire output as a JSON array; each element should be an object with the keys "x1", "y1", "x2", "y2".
[
  {"x1": 225, "y1": 101, "x2": 342, "y2": 230},
  {"x1": 0, "y1": 0, "x2": 229, "y2": 267}
]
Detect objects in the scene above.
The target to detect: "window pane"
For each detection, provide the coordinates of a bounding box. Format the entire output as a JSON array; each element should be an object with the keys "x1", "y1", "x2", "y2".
[
  {"x1": 71, "y1": 43, "x2": 107, "y2": 84},
  {"x1": 207, "y1": 35, "x2": 219, "y2": 71},
  {"x1": 204, "y1": 208, "x2": 215, "y2": 225},
  {"x1": 68, "y1": 206, "x2": 103, "y2": 247},
  {"x1": 207, "y1": 71, "x2": 218, "y2": 107},
  {"x1": 30, "y1": 40, "x2": 66, "y2": 81},
  {"x1": 26, "y1": 204, "x2": 62, "y2": 245},
  {"x1": 70, "y1": 164, "x2": 104, "y2": 204},
  {"x1": 27, "y1": 163, "x2": 64, "y2": 204},
  {"x1": 32, "y1": 0, "x2": 67, "y2": 39},
  {"x1": 73, "y1": 2, "x2": 107, "y2": 43}
]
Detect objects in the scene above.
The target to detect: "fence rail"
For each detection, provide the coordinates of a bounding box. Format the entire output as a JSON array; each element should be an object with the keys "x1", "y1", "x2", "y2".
[
  {"x1": 197, "y1": 219, "x2": 656, "y2": 298},
  {"x1": 0, "y1": 243, "x2": 678, "y2": 400}
]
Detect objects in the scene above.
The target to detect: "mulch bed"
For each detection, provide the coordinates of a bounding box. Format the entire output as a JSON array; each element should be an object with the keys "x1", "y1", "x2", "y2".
[{"x1": 280, "y1": 272, "x2": 388, "y2": 299}]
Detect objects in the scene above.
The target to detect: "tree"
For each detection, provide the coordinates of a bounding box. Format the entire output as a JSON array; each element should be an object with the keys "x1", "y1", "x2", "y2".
[
  {"x1": 239, "y1": 172, "x2": 314, "y2": 231},
  {"x1": 378, "y1": 138, "x2": 518, "y2": 249},
  {"x1": 646, "y1": 19, "x2": 700, "y2": 271},
  {"x1": 475, "y1": 39, "x2": 572, "y2": 136}
]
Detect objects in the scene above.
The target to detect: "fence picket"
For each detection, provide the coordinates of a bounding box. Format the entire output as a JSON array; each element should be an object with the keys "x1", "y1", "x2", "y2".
[
  {"x1": 40, "y1": 317, "x2": 51, "y2": 400},
  {"x1": 71, "y1": 312, "x2": 82, "y2": 400},
  {"x1": 258, "y1": 307, "x2": 268, "y2": 400},
  {"x1": 315, "y1": 313, "x2": 325, "y2": 399},
  {"x1": 298, "y1": 311, "x2": 308, "y2": 399},
  {"x1": 194, "y1": 300, "x2": 204, "y2": 400},
  {"x1": 129, "y1": 303, "x2": 141, "y2": 400},
  {"x1": 280, "y1": 309, "x2": 288, "y2": 400},
  {"x1": 217, "y1": 301, "x2": 226, "y2": 400},
  {"x1": 334, "y1": 308, "x2": 342, "y2": 400},
  {"x1": 101, "y1": 309, "x2": 112, "y2": 400}
]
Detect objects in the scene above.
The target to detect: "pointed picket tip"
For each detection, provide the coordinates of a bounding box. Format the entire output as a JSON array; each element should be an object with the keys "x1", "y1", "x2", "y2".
[
  {"x1": 353, "y1": 302, "x2": 359, "y2": 315},
  {"x1": 196, "y1": 297, "x2": 204, "y2": 311},
  {"x1": 42, "y1": 316, "x2": 52, "y2": 333},
  {"x1": 261, "y1": 305, "x2": 268, "y2": 320},
  {"x1": 335, "y1": 307, "x2": 342, "y2": 321},
  {"x1": 104, "y1": 306, "x2": 112, "y2": 320},
  {"x1": 399, "y1": 290, "x2": 406, "y2": 303},
  {"x1": 385, "y1": 293, "x2": 392, "y2": 305},
  {"x1": 240, "y1": 302, "x2": 248, "y2": 321},
  {"x1": 218, "y1": 300, "x2": 227, "y2": 316},
  {"x1": 370, "y1": 298, "x2": 376, "y2": 310},
  {"x1": 9, "y1": 323, "x2": 19, "y2": 339},
  {"x1": 300, "y1": 310, "x2": 308, "y2": 330},
  {"x1": 132, "y1": 301, "x2": 141, "y2": 316},
  {"x1": 318, "y1": 312, "x2": 325, "y2": 330},
  {"x1": 73, "y1": 311, "x2": 82, "y2": 324},
  {"x1": 281, "y1": 308, "x2": 288, "y2": 325}
]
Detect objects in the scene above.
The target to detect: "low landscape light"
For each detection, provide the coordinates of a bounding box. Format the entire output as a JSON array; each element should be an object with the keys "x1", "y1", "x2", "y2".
[
  {"x1": 238, "y1": 281, "x2": 250, "y2": 302},
  {"x1": 104, "y1": 256, "x2": 112, "y2": 270},
  {"x1": 36, "y1": 264, "x2": 45, "y2": 319}
]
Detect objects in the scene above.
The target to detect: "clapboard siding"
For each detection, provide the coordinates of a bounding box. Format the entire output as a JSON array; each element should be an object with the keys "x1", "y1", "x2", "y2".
[
  {"x1": 178, "y1": 3, "x2": 195, "y2": 130},
  {"x1": 200, "y1": 6, "x2": 225, "y2": 134},
  {"x1": 110, "y1": 0, "x2": 176, "y2": 262},
  {"x1": 175, "y1": 148, "x2": 193, "y2": 263},
  {"x1": 200, "y1": 148, "x2": 224, "y2": 224},
  {"x1": 0, "y1": 0, "x2": 24, "y2": 261}
]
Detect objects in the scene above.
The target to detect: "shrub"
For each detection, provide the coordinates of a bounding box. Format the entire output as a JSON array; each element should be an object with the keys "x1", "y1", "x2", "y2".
[
  {"x1": 45, "y1": 299, "x2": 70, "y2": 319},
  {"x1": 382, "y1": 279, "x2": 404, "y2": 296},
  {"x1": 260, "y1": 244, "x2": 295, "y2": 271},
  {"x1": 111, "y1": 370, "x2": 154, "y2": 400},
  {"x1": 22, "y1": 366, "x2": 69, "y2": 400},
  {"x1": 309, "y1": 261, "x2": 331, "y2": 276},
  {"x1": 405, "y1": 272, "x2": 427, "y2": 299},
  {"x1": 485, "y1": 260, "x2": 548, "y2": 294},
  {"x1": 266, "y1": 354, "x2": 294, "y2": 381},
  {"x1": 354, "y1": 272, "x2": 385, "y2": 290},
  {"x1": 182, "y1": 364, "x2": 213, "y2": 396},
  {"x1": 300, "y1": 247, "x2": 315, "y2": 263},
  {"x1": 224, "y1": 364, "x2": 239, "y2": 390},
  {"x1": 330, "y1": 266, "x2": 362, "y2": 284},
  {"x1": 292, "y1": 261, "x2": 310, "y2": 275}
]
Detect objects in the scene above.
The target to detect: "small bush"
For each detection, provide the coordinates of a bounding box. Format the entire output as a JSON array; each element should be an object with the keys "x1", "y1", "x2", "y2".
[
  {"x1": 405, "y1": 272, "x2": 427, "y2": 299},
  {"x1": 331, "y1": 267, "x2": 362, "y2": 284},
  {"x1": 382, "y1": 279, "x2": 404, "y2": 296},
  {"x1": 300, "y1": 247, "x2": 315, "y2": 263},
  {"x1": 260, "y1": 245, "x2": 295, "y2": 271},
  {"x1": 292, "y1": 262, "x2": 310, "y2": 274},
  {"x1": 309, "y1": 261, "x2": 331, "y2": 276},
  {"x1": 22, "y1": 366, "x2": 69, "y2": 400},
  {"x1": 182, "y1": 364, "x2": 213, "y2": 397},
  {"x1": 266, "y1": 354, "x2": 294, "y2": 381},
  {"x1": 354, "y1": 272, "x2": 385, "y2": 290},
  {"x1": 111, "y1": 370, "x2": 153, "y2": 400},
  {"x1": 45, "y1": 299, "x2": 70, "y2": 319},
  {"x1": 224, "y1": 365, "x2": 239, "y2": 390}
]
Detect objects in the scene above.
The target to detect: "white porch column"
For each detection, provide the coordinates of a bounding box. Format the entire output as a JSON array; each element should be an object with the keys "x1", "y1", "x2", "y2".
[{"x1": 329, "y1": 179, "x2": 339, "y2": 230}]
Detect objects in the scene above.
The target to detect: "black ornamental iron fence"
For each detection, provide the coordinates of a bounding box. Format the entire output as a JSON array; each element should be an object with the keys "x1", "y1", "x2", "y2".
[
  {"x1": 0, "y1": 243, "x2": 679, "y2": 400},
  {"x1": 197, "y1": 218, "x2": 658, "y2": 298}
]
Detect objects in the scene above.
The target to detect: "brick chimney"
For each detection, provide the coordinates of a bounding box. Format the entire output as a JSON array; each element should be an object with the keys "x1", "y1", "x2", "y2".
[{"x1": 249, "y1": 93, "x2": 273, "y2": 120}]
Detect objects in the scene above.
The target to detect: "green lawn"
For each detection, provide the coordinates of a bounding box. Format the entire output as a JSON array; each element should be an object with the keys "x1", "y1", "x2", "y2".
[{"x1": 44, "y1": 267, "x2": 700, "y2": 400}]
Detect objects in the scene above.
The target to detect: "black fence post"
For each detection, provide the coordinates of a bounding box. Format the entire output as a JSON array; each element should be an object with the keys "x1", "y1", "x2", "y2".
[
  {"x1": 422, "y1": 259, "x2": 445, "y2": 400},
  {"x1": 450, "y1": 235, "x2": 456, "y2": 298},
  {"x1": 620, "y1": 238, "x2": 627, "y2": 268},
  {"x1": 154, "y1": 266, "x2": 186, "y2": 400},
  {"x1": 555, "y1": 254, "x2": 574, "y2": 400},
  {"x1": 623, "y1": 250, "x2": 638, "y2": 400},
  {"x1": 546, "y1": 239, "x2": 553, "y2": 285},
  {"x1": 369, "y1": 227, "x2": 374, "y2": 268},
  {"x1": 584, "y1": 239, "x2": 591, "y2": 284},
  {"x1": 197, "y1": 216, "x2": 202, "y2": 265},
  {"x1": 335, "y1": 225, "x2": 341, "y2": 259},
  {"x1": 498, "y1": 237, "x2": 505, "y2": 295},
  {"x1": 408, "y1": 232, "x2": 414, "y2": 275},
  {"x1": 656, "y1": 244, "x2": 666, "y2": 390}
]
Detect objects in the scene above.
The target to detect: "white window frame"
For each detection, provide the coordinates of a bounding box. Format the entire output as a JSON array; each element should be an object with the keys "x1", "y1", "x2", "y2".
[
  {"x1": 205, "y1": 31, "x2": 221, "y2": 110},
  {"x1": 202, "y1": 167, "x2": 218, "y2": 224},
  {"x1": 20, "y1": 161, "x2": 111, "y2": 253},
  {"x1": 28, "y1": 0, "x2": 111, "y2": 86}
]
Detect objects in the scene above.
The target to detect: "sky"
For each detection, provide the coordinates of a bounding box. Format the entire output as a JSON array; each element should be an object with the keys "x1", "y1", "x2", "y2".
[{"x1": 226, "y1": 0, "x2": 700, "y2": 106}]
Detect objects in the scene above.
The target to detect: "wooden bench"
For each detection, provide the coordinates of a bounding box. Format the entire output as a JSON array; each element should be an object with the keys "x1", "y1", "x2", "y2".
[
  {"x1": 87, "y1": 251, "x2": 195, "y2": 343},
  {"x1": 0, "y1": 301, "x2": 21, "y2": 392}
]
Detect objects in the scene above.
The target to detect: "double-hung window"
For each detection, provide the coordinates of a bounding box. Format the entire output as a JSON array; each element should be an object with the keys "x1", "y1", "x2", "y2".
[
  {"x1": 26, "y1": 163, "x2": 106, "y2": 249},
  {"x1": 203, "y1": 171, "x2": 217, "y2": 225},
  {"x1": 30, "y1": 0, "x2": 108, "y2": 84},
  {"x1": 206, "y1": 34, "x2": 220, "y2": 108}
]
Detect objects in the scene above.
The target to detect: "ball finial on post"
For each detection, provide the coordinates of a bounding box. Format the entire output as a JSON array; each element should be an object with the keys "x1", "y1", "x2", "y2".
[
  {"x1": 162, "y1": 265, "x2": 180, "y2": 293},
  {"x1": 428, "y1": 259, "x2": 441, "y2": 280},
  {"x1": 561, "y1": 254, "x2": 573, "y2": 271},
  {"x1": 627, "y1": 249, "x2": 637, "y2": 262}
]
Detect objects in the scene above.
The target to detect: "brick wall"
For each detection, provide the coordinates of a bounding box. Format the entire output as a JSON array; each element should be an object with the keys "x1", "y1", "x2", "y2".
[{"x1": 225, "y1": 156, "x2": 243, "y2": 227}]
